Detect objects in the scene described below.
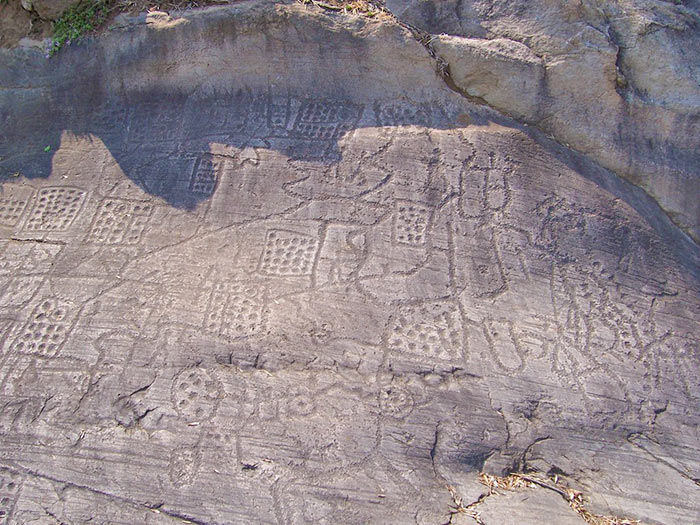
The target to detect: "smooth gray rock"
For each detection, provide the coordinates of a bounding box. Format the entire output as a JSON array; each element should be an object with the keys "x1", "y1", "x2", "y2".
[
  {"x1": 432, "y1": 35, "x2": 545, "y2": 120},
  {"x1": 0, "y1": 1, "x2": 699, "y2": 524},
  {"x1": 476, "y1": 488, "x2": 583, "y2": 525}
]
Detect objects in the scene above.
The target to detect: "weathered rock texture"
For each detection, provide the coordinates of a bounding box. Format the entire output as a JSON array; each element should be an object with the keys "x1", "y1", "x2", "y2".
[
  {"x1": 0, "y1": 1, "x2": 699, "y2": 524},
  {"x1": 25, "y1": 0, "x2": 76, "y2": 21},
  {"x1": 0, "y1": 1, "x2": 43, "y2": 47},
  {"x1": 388, "y1": 0, "x2": 700, "y2": 242}
]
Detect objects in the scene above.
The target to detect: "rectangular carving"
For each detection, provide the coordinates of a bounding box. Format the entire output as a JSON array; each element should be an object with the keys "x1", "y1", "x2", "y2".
[
  {"x1": 291, "y1": 100, "x2": 362, "y2": 140},
  {"x1": 0, "y1": 186, "x2": 34, "y2": 227},
  {"x1": 258, "y1": 229, "x2": 320, "y2": 277},
  {"x1": 9, "y1": 298, "x2": 77, "y2": 357},
  {"x1": 23, "y1": 186, "x2": 87, "y2": 232},
  {"x1": 87, "y1": 198, "x2": 154, "y2": 245},
  {"x1": 393, "y1": 200, "x2": 431, "y2": 246}
]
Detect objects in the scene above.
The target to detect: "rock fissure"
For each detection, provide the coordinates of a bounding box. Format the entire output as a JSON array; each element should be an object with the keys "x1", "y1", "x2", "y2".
[{"x1": 627, "y1": 432, "x2": 700, "y2": 488}]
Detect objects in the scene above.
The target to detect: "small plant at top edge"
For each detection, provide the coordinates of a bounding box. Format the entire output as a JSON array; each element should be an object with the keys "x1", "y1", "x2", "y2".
[{"x1": 48, "y1": 1, "x2": 110, "y2": 57}]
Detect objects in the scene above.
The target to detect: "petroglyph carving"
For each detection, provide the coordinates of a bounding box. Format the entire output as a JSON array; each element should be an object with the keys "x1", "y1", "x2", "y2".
[
  {"x1": 283, "y1": 387, "x2": 378, "y2": 469},
  {"x1": 387, "y1": 302, "x2": 465, "y2": 364},
  {"x1": 220, "y1": 283, "x2": 266, "y2": 339},
  {"x1": 535, "y1": 196, "x2": 589, "y2": 251},
  {"x1": 202, "y1": 279, "x2": 266, "y2": 340},
  {"x1": 374, "y1": 101, "x2": 431, "y2": 128},
  {"x1": 0, "y1": 63, "x2": 698, "y2": 525},
  {"x1": 203, "y1": 281, "x2": 229, "y2": 336},
  {"x1": 9, "y1": 298, "x2": 76, "y2": 357},
  {"x1": 393, "y1": 200, "x2": 431, "y2": 246},
  {"x1": 483, "y1": 164, "x2": 510, "y2": 212},
  {"x1": 379, "y1": 384, "x2": 415, "y2": 419},
  {"x1": 23, "y1": 187, "x2": 87, "y2": 232},
  {"x1": 0, "y1": 276, "x2": 43, "y2": 310},
  {"x1": 190, "y1": 156, "x2": 225, "y2": 195},
  {"x1": 459, "y1": 151, "x2": 514, "y2": 220},
  {"x1": 452, "y1": 221, "x2": 507, "y2": 299},
  {"x1": 483, "y1": 318, "x2": 529, "y2": 374},
  {"x1": 291, "y1": 99, "x2": 363, "y2": 140},
  {"x1": 258, "y1": 229, "x2": 320, "y2": 277},
  {"x1": 315, "y1": 225, "x2": 366, "y2": 286},
  {"x1": 546, "y1": 263, "x2": 641, "y2": 409},
  {"x1": 267, "y1": 93, "x2": 293, "y2": 134},
  {"x1": 183, "y1": 91, "x2": 253, "y2": 139},
  {"x1": 171, "y1": 367, "x2": 223, "y2": 422},
  {"x1": 168, "y1": 446, "x2": 201, "y2": 488},
  {"x1": 87, "y1": 198, "x2": 154, "y2": 245},
  {"x1": 282, "y1": 390, "x2": 317, "y2": 418},
  {"x1": 0, "y1": 185, "x2": 34, "y2": 227}
]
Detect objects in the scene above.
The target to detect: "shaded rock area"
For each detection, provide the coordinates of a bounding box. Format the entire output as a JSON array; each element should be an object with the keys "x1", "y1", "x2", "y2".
[{"x1": 0, "y1": 1, "x2": 699, "y2": 524}]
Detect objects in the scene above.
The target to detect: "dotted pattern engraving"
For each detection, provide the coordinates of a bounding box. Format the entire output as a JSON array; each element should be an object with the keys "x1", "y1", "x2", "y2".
[
  {"x1": 379, "y1": 385, "x2": 414, "y2": 419},
  {"x1": 87, "y1": 199, "x2": 154, "y2": 245},
  {"x1": 171, "y1": 368, "x2": 222, "y2": 422},
  {"x1": 221, "y1": 282, "x2": 265, "y2": 339},
  {"x1": 202, "y1": 280, "x2": 266, "y2": 339},
  {"x1": 267, "y1": 95, "x2": 292, "y2": 133},
  {"x1": 291, "y1": 100, "x2": 362, "y2": 140},
  {"x1": 203, "y1": 281, "x2": 229, "y2": 337},
  {"x1": 10, "y1": 298, "x2": 75, "y2": 357},
  {"x1": 190, "y1": 157, "x2": 222, "y2": 195},
  {"x1": 375, "y1": 102, "x2": 430, "y2": 127},
  {"x1": 0, "y1": 468, "x2": 22, "y2": 525},
  {"x1": 258, "y1": 229, "x2": 320, "y2": 276},
  {"x1": 23, "y1": 187, "x2": 86, "y2": 232},
  {"x1": 168, "y1": 446, "x2": 200, "y2": 488},
  {"x1": 388, "y1": 303, "x2": 464, "y2": 362},
  {"x1": 127, "y1": 102, "x2": 181, "y2": 144},
  {"x1": 0, "y1": 97, "x2": 695, "y2": 525},
  {"x1": 393, "y1": 200, "x2": 431, "y2": 246},
  {"x1": 0, "y1": 186, "x2": 34, "y2": 227}
]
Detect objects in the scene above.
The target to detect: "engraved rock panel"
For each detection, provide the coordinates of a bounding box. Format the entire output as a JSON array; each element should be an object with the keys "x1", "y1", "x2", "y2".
[
  {"x1": 0, "y1": 185, "x2": 34, "y2": 227},
  {"x1": 9, "y1": 298, "x2": 77, "y2": 357},
  {"x1": 22, "y1": 187, "x2": 87, "y2": 232},
  {"x1": 0, "y1": 9, "x2": 698, "y2": 522},
  {"x1": 258, "y1": 229, "x2": 320, "y2": 277},
  {"x1": 386, "y1": 301, "x2": 466, "y2": 369},
  {"x1": 87, "y1": 198, "x2": 154, "y2": 245}
]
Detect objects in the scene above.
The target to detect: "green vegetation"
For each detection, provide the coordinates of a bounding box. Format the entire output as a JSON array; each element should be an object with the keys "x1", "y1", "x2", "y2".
[{"x1": 49, "y1": 0, "x2": 109, "y2": 56}]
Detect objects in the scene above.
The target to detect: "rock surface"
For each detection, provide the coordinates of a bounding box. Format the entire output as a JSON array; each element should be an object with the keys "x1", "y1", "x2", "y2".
[
  {"x1": 28, "y1": 0, "x2": 77, "y2": 20},
  {"x1": 386, "y1": 0, "x2": 700, "y2": 242},
  {"x1": 0, "y1": 1, "x2": 41, "y2": 47},
  {"x1": 0, "y1": 1, "x2": 699, "y2": 524},
  {"x1": 432, "y1": 35, "x2": 544, "y2": 121}
]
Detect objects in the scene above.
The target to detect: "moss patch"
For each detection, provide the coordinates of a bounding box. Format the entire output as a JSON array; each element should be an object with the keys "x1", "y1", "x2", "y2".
[{"x1": 49, "y1": 0, "x2": 109, "y2": 56}]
